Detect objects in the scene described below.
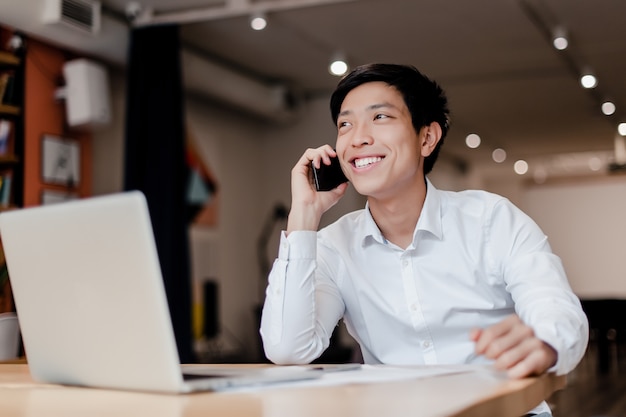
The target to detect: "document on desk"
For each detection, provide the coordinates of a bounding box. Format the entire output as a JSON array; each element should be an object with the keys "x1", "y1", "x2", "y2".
[{"x1": 222, "y1": 364, "x2": 485, "y2": 393}]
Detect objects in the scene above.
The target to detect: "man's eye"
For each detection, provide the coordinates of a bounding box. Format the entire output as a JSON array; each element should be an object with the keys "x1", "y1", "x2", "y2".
[
  {"x1": 338, "y1": 121, "x2": 351, "y2": 128},
  {"x1": 374, "y1": 114, "x2": 388, "y2": 120}
]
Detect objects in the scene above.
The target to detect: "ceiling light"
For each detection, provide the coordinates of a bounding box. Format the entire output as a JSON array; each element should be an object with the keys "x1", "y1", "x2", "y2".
[
  {"x1": 492, "y1": 148, "x2": 507, "y2": 163},
  {"x1": 514, "y1": 160, "x2": 529, "y2": 175},
  {"x1": 329, "y1": 53, "x2": 348, "y2": 76},
  {"x1": 588, "y1": 156, "x2": 603, "y2": 171},
  {"x1": 552, "y1": 28, "x2": 568, "y2": 50},
  {"x1": 465, "y1": 133, "x2": 481, "y2": 149},
  {"x1": 250, "y1": 12, "x2": 267, "y2": 30},
  {"x1": 580, "y1": 73, "x2": 597, "y2": 89},
  {"x1": 601, "y1": 101, "x2": 616, "y2": 116},
  {"x1": 619, "y1": 123, "x2": 626, "y2": 136}
]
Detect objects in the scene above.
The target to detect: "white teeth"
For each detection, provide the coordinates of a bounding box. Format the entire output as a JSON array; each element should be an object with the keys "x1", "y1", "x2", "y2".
[{"x1": 354, "y1": 157, "x2": 382, "y2": 168}]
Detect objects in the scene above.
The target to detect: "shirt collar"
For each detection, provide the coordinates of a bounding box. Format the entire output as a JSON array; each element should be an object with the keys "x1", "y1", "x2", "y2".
[
  {"x1": 360, "y1": 177, "x2": 443, "y2": 247},
  {"x1": 416, "y1": 178, "x2": 443, "y2": 240}
]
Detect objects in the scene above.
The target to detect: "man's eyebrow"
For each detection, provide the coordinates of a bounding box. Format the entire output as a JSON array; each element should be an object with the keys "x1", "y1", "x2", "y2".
[
  {"x1": 369, "y1": 102, "x2": 396, "y2": 111},
  {"x1": 338, "y1": 102, "x2": 397, "y2": 118}
]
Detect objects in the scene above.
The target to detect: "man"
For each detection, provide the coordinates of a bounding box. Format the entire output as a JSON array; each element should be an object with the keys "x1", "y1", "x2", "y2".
[{"x1": 260, "y1": 63, "x2": 588, "y2": 416}]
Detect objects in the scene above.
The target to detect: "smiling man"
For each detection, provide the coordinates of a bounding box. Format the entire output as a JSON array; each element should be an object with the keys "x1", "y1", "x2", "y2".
[{"x1": 260, "y1": 63, "x2": 588, "y2": 416}]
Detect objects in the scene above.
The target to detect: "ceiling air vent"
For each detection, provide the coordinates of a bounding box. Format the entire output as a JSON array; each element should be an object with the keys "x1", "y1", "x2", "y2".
[{"x1": 43, "y1": 0, "x2": 102, "y2": 35}]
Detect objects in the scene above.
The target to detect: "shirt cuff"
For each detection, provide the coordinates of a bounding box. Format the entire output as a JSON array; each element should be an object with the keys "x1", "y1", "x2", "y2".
[
  {"x1": 279, "y1": 230, "x2": 317, "y2": 260},
  {"x1": 533, "y1": 325, "x2": 570, "y2": 375}
]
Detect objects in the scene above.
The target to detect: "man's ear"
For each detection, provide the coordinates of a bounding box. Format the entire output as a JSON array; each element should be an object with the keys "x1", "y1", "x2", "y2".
[{"x1": 421, "y1": 122, "x2": 443, "y2": 157}]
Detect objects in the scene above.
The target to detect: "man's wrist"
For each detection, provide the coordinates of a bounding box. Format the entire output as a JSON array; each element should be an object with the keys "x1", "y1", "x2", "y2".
[{"x1": 286, "y1": 204, "x2": 322, "y2": 233}]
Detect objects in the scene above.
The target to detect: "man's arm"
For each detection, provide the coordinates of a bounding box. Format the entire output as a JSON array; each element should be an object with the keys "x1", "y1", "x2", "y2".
[
  {"x1": 260, "y1": 145, "x2": 348, "y2": 364},
  {"x1": 260, "y1": 231, "x2": 345, "y2": 364},
  {"x1": 472, "y1": 199, "x2": 589, "y2": 378}
]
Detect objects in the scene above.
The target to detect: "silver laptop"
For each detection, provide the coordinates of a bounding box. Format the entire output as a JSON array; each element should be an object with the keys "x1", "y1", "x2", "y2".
[{"x1": 0, "y1": 191, "x2": 321, "y2": 393}]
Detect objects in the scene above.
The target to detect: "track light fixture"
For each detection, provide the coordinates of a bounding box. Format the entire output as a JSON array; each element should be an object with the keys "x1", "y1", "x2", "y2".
[
  {"x1": 552, "y1": 27, "x2": 569, "y2": 50},
  {"x1": 601, "y1": 101, "x2": 616, "y2": 116},
  {"x1": 580, "y1": 71, "x2": 597, "y2": 89},
  {"x1": 250, "y1": 12, "x2": 267, "y2": 30},
  {"x1": 465, "y1": 133, "x2": 481, "y2": 149},
  {"x1": 329, "y1": 52, "x2": 348, "y2": 76},
  {"x1": 492, "y1": 148, "x2": 507, "y2": 163}
]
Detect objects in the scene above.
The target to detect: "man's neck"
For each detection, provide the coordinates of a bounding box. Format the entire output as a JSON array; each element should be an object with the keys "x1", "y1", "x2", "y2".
[{"x1": 367, "y1": 179, "x2": 428, "y2": 249}]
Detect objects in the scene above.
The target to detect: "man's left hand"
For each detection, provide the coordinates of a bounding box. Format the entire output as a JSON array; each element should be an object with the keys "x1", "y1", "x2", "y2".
[{"x1": 470, "y1": 315, "x2": 557, "y2": 378}]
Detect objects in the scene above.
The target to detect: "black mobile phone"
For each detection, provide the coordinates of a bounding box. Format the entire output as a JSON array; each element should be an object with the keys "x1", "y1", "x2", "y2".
[{"x1": 311, "y1": 156, "x2": 348, "y2": 191}]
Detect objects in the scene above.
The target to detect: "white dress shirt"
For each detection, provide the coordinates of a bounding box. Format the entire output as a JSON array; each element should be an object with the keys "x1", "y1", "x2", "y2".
[{"x1": 261, "y1": 180, "x2": 588, "y2": 381}]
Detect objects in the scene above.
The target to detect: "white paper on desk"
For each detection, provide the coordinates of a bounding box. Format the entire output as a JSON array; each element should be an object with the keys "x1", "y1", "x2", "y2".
[{"x1": 221, "y1": 364, "x2": 482, "y2": 393}]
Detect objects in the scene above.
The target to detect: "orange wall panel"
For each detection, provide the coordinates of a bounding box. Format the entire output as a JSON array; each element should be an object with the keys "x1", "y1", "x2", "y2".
[{"x1": 23, "y1": 38, "x2": 92, "y2": 207}]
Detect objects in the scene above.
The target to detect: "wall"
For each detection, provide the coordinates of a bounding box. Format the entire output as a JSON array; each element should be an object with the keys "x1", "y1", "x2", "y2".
[
  {"x1": 523, "y1": 176, "x2": 626, "y2": 298},
  {"x1": 91, "y1": 69, "x2": 125, "y2": 195},
  {"x1": 23, "y1": 38, "x2": 92, "y2": 205}
]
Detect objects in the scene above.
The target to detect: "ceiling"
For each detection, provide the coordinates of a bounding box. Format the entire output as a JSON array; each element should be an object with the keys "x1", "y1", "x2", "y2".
[{"x1": 5, "y1": 0, "x2": 626, "y2": 178}]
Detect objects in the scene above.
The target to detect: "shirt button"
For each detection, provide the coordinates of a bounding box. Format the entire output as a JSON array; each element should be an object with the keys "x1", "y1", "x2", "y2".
[
  {"x1": 410, "y1": 304, "x2": 417, "y2": 311},
  {"x1": 402, "y1": 260, "x2": 409, "y2": 267},
  {"x1": 275, "y1": 288, "x2": 282, "y2": 295},
  {"x1": 423, "y1": 341, "x2": 431, "y2": 348}
]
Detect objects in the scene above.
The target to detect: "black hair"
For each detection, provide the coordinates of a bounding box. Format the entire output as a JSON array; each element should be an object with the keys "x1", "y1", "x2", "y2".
[{"x1": 330, "y1": 63, "x2": 450, "y2": 175}]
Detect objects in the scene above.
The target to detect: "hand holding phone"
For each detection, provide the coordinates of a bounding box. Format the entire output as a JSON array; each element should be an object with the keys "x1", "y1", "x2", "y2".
[{"x1": 311, "y1": 156, "x2": 348, "y2": 191}]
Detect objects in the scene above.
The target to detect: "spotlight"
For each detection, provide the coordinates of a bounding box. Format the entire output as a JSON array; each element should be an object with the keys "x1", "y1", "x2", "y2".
[
  {"x1": 492, "y1": 148, "x2": 507, "y2": 163},
  {"x1": 6, "y1": 34, "x2": 24, "y2": 52},
  {"x1": 601, "y1": 101, "x2": 616, "y2": 116},
  {"x1": 580, "y1": 72, "x2": 597, "y2": 89},
  {"x1": 329, "y1": 53, "x2": 348, "y2": 76},
  {"x1": 514, "y1": 160, "x2": 529, "y2": 175},
  {"x1": 588, "y1": 157, "x2": 602, "y2": 171},
  {"x1": 250, "y1": 12, "x2": 267, "y2": 30},
  {"x1": 619, "y1": 122, "x2": 626, "y2": 136},
  {"x1": 552, "y1": 27, "x2": 568, "y2": 50},
  {"x1": 465, "y1": 133, "x2": 481, "y2": 149}
]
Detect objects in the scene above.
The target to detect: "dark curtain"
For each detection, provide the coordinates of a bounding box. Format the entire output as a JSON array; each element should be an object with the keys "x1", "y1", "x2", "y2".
[{"x1": 124, "y1": 25, "x2": 193, "y2": 363}]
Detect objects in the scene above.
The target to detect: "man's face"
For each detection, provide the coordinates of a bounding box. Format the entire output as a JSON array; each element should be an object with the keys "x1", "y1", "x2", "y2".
[{"x1": 335, "y1": 81, "x2": 428, "y2": 200}]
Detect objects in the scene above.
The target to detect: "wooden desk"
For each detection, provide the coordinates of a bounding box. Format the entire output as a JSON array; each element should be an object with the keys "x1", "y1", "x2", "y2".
[{"x1": 0, "y1": 363, "x2": 565, "y2": 417}]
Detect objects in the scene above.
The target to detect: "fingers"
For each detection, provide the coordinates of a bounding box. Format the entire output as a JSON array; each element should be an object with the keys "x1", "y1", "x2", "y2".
[
  {"x1": 474, "y1": 315, "x2": 531, "y2": 359},
  {"x1": 302, "y1": 145, "x2": 336, "y2": 169},
  {"x1": 472, "y1": 315, "x2": 557, "y2": 379},
  {"x1": 501, "y1": 339, "x2": 556, "y2": 379},
  {"x1": 287, "y1": 145, "x2": 347, "y2": 234},
  {"x1": 292, "y1": 145, "x2": 336, "y2": 186},
  {"x1": 469, "y1": 328, "x2": 482, "y2": 342}
]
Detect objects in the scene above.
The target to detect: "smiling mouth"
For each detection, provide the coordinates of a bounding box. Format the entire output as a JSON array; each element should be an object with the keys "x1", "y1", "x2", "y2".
[{"x1": 353, "y1": 156, "x2": 383, "y2": 169}]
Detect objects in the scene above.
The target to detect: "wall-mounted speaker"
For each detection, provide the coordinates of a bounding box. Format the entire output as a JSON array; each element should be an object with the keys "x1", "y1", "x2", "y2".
[{"x1": 61, "y1": 58, "x2": 111, "y2": 129}]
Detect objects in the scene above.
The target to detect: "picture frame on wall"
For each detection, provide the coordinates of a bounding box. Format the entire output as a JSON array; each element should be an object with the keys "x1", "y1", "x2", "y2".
[
  {"x1": 41, "y1": 134, "x2": 80, "y2": 187},
  {"x1": 41, "y1": 189, "x2": 79, "y2": 205}
]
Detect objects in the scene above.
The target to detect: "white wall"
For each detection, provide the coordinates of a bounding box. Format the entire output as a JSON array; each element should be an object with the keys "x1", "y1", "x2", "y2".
[
  {"x1": 91, "y1": 69, "x2": 126, "y2": 195},
  {"x1": 523, "y1": 176, "x2": 626, "y2": 298}
]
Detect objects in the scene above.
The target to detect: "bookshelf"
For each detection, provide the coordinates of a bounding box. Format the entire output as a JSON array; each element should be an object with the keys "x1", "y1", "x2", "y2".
[
  {"x1": 0, "y1": 47, "x2": 23, "y2": 211},
  {"x1": 0, "y1": 33, "x2": 24, "y2": 314}
]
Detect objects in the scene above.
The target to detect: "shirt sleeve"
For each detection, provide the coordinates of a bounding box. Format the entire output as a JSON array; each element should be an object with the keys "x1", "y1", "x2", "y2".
[
  {"x1": 259, "y1": 230, "x2": 345, "y2": 364},
  {"x1": 489, "y1": 198, "x2": 589, "y2": 375}
]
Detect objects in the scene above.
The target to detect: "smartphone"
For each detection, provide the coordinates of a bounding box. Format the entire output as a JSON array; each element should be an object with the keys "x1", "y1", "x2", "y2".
[{"x1": 311, "y1": 156, "x2": 348, "y2": 191}]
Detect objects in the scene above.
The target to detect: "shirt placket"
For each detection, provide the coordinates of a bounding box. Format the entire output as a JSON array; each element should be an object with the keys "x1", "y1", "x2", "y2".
[{"x1": 400, "y1": 251, "x2": 437, "y2": 364}]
